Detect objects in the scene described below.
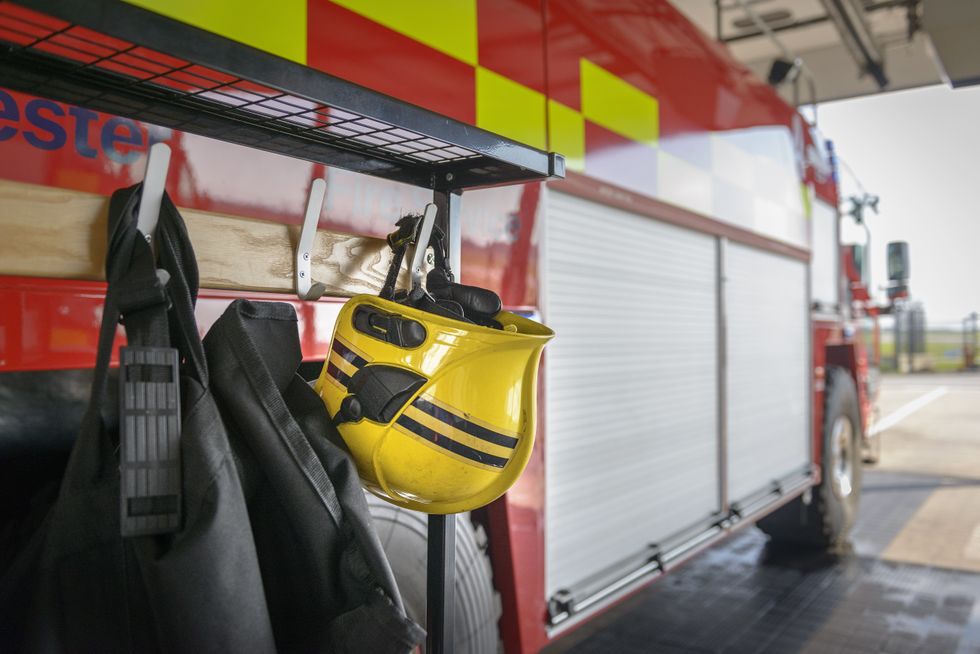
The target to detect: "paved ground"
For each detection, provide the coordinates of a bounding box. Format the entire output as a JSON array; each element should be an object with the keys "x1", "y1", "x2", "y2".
[
  {"x1": 548, "y1": 373, "x2": 980, "y2": 654},
  {"x1": 869, "y1": 375, "x2": 980, "y2": 575}
]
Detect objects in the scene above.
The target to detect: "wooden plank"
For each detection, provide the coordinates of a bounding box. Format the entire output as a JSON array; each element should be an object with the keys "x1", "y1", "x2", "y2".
[{"x1": 0, "y1": 179, "x2": 413, "y2": 296}]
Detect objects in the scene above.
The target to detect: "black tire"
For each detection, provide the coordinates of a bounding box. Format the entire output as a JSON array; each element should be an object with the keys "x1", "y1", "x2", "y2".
[
  {"x1": 758, "y1": 366, "x2": 863, "y2": 549},
  {"x1": 364, "y1": 493, "x2": 500, "y2": 653}
]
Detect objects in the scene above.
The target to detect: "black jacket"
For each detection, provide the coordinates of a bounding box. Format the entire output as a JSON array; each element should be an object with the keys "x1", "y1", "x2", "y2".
[{"x1": 204, "y1": 298, "x2": 424, "y2": 653}]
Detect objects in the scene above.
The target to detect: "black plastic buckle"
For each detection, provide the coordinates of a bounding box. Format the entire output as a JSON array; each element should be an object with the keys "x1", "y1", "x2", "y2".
[
  {"x1": 119, "y1": 346, "x2": 181, "y2": 537},
  {"x1": 353, "y1": 305, "x2": 426, "y2": 348}
]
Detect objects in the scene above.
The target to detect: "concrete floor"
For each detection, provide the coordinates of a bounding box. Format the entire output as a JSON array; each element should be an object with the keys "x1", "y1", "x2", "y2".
[
  {"x1": 869, "y1": 374, "x2": 980, "y2": 575},
  {"x1": 548, "y1": 372, "x2": 980, "y2": 654}
]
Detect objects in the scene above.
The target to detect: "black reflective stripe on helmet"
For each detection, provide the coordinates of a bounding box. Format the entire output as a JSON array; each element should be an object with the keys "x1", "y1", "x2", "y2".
[
  {"x1": 412, "y1": 398, "x2": 518, "y2": 449},
  {"x1": 326, "y1": 361, "x2": 352, "y2": 388},
  {"x1": 326, "y1": 338, "x2": 369, "y2": 389},
  {"x1": 394, "y1": 414, "x2": 509, "y2": 469},
  {"x1": 332, "y1": 338, "x2": 368, "y2": 369}
]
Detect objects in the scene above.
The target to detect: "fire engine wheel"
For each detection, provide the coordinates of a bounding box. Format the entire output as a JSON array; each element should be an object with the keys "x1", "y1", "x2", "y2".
[
  {"x1": 364, "y1": 493, "x2": 500, "y2": 653},
  {"x1": 758, "y1": 366, "x2": 863, "y2": 549}
]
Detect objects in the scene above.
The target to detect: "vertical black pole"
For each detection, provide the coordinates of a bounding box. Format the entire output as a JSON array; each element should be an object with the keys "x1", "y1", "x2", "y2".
[
  {"x1": 908, "y1": 306, "x2": 916, "y2": 371},
  {"x1": 434, "y1": 188, "x2": 463, "y2": 280},
  {"x1": 428, "y1": 186, "x2": 460, "y2": 654},
  {"x1": 427, "y1": 514, "x2": 456, "y2": 654},
  {"x1": 894, "y1": 309, "x2": 901, "y2": 371},
  {"x1": 968, "y1": 311, "x2": 977, "y2": 370},
  {"x1": 715, "y1": 0, "x2": 722, "y2": 41}
]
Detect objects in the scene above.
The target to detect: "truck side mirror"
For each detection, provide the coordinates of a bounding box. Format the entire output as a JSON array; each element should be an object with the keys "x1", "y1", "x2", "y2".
[{"x1": 887, "y1": 241, "x2": 909, "y2": 282}]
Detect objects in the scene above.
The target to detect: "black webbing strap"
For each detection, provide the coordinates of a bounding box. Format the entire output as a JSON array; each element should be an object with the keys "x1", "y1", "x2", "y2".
[
  {"x1": 152, "y1": 192, "x2": 207, "y2": 386},
  {"x1": 105, "y1": 187, "x2": 204, "y2": 378},
  {"x1": 89, "y1": 186, "x2": 170, "y2": 427},
  {"x1": 379, "y1": 241, "x2": 408, "y2": 301},
  {"x1": 88, "y1": 185, "x2": 203, "y2": 405},
  {"x1": 428, "y1": 226, "x2": 453, "y2": 282},
  {"x1": 379, "y1": 214, "x2": 453, "y2": 300},
  {"x1": 80, "y1": 183, "x2": 203, "y2": 536},
  {"x1": 209, "y1": 300, "x2": 348, "y2": 530}
]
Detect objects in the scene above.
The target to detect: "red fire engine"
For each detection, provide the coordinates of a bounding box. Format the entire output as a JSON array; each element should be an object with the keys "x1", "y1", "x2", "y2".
[{"x1": 0, "y1": 1, "x2": 902, "y2": 652}]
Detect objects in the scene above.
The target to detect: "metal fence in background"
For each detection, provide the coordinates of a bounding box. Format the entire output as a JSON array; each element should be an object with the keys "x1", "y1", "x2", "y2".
[{"x1": 965, "y1": 312, "x2": 979, "y2": 371}]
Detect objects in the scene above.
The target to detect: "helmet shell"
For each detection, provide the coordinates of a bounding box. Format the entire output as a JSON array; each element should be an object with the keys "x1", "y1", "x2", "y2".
[{"x1": 315, "y1": 294, "x2": 553, "y2": 514}]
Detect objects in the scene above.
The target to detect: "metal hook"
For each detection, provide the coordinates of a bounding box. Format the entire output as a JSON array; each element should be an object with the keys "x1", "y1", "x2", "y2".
[
  {"x1": 136, "y1": 142, "x2": 172, "y2": 246},
  {"x1": 296, "y1": 178, "x2": 328, "y2": 301},
  {"x1": 409, "y1": 203, "x2": 438, "y2": 294}
]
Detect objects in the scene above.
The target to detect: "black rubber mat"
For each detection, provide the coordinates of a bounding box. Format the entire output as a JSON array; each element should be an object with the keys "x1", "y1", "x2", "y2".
[{"x1": 547, "y1": 471, "x2": 980, "y2": 654}]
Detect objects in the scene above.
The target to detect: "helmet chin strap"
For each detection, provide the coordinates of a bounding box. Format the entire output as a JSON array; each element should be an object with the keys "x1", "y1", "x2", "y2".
[
  {"x1": 379, "y1": 203, "x2": 442, "y2": 301},
  {"x1": 377, "y1": 203, "x2": 501, "y2": 328}
]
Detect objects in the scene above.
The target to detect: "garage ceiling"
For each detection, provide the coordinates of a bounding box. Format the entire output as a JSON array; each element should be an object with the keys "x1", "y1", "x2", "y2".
[{"x1": 669, "y1": 0, "x2": 967, "y2": 105}]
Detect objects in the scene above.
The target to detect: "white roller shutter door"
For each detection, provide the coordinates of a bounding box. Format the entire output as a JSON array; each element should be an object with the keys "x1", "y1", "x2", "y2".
[
  {"x1": 724, "y1": 242, "x2": 810, "y2": 503},
  {"x1": 543, "y1": 191, "x2": 720, "y2": 599}
]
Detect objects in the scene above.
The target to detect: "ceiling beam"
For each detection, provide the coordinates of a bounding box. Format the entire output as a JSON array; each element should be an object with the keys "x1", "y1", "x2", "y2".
[
  {"x1": 820, "y1": 0, "x2": 888, "y2": 88},
  {"x1": 722, "y1": 15, "x2": 831, "y2": 44}
]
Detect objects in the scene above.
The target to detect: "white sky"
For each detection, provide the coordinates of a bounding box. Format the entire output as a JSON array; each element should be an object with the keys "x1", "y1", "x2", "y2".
[{"x1": 817, "y1": 84, "x2": 980, "y2": 327}]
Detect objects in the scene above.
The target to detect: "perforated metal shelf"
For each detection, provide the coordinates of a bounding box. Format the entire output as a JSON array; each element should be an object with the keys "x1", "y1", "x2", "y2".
[{"x1": 0, "y1": 0, "x2": 563, "y2": 190}]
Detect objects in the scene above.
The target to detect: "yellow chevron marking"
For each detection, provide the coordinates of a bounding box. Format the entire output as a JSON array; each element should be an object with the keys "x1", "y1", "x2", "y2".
[
  {"x1": 801, "y1": 183, "x2": 814, "y2": 219},
  {"x1": 331, "y1": 0, "x2": 477, "y2": 65},
  {"x1": 403, "y1": 405, "x2": 515, "y2": 460},
  {"x1": 476, "y1": 67, "x2": 546, "y2": 150},
  {"x1": 580, "y1": 59, "x2": 658, "y2": 147},
  {"x1": 125, "y1": 0, "x2": 307, "y2": 64},
  {"x1": 548, "y1": 100, "x2": 585, "y2": 172}
]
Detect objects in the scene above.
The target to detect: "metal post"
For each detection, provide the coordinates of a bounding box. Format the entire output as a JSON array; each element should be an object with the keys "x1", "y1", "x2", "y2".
[
  {"x1": 427, "y1": 514, "x2": 456, "y2": 654},
  {"x1": 716, "y1": 237, "x2": 729, "y2": 515},
  {"x1": 973, "y1": 313, "x2": 977, "y2": 368},
  {"x1": 809, "y1": 77, "x2": 818, "y2": 124},
  {"x1": 918, "y1": 307, "x2": 926, "y2": 359},
  {"x1": 715, "y1": 0, "x2": 723, "y2": 41},
  {"x1": 964, "y1": 316, "x2": 968, "y2": 368},
  {"x1": 970, "y1": 312, "x2": 979, "y2": 369},
  {"x1": 434, "y1": 189, "x2": 462, "y2": 280},
  {"x1": 894, "y1": 308, "x2": 901, "y2": 371},
  {"x1": 427, "y1": 187, "x2": 461, "y2": 654},
  {"x1": 908, "y1": 306, "x2": 916, "y2": 371}
]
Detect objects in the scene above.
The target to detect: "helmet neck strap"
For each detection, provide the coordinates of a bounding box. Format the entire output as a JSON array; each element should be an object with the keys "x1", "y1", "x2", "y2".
[{"x1": 379, "y1": 214, "x2": 453, "y2": 301}]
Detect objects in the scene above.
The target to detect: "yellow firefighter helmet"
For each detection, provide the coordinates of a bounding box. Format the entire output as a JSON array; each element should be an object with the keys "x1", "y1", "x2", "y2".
[{"x1": 315, "y1": 206, "x2": 553, "y2": 513}]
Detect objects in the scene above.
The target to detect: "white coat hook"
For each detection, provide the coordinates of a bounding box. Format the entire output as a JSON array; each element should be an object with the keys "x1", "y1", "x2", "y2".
[
  {"x1": 136, "y1": 142, "x2": 172, "y2": 245},
  {"x1": 296, "y1": 178, "x2": 328, "y2": 300},
  {"x1": 410, "y1": 203, "x2": 438, "y2": 293}
]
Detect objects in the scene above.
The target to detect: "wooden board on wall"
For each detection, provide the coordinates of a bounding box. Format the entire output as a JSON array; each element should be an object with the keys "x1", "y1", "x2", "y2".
[{"x1": 0, "y1": 179, "x2": 415, "y2": 296}]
